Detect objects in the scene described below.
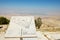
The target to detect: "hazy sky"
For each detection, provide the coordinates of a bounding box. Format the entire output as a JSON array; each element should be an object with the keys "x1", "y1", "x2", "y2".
[{"x1": 0, "y1": 0, "x2": 60, "y2": 16}]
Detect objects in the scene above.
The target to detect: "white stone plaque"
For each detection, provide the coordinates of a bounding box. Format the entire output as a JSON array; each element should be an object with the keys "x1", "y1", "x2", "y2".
[{"x1": 5, "y1": 16, "x2": 37, "y2": 38}]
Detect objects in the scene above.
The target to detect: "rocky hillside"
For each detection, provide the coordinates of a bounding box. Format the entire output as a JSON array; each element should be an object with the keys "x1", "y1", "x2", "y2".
[{"x1": 40, "y1": 16, "x2": 60, "y2": 32}]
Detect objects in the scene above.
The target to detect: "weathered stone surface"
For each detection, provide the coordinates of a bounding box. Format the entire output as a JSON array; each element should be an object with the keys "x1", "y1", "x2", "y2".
[{"x1": 5, "y1": 16, "x2": 37, "y2": 40}]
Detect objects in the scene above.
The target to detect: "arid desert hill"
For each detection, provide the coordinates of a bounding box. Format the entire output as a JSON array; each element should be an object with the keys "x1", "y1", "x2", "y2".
[
  {"x1": 41, "y1": 16, "x2": 60, "y2": 27},
  {"x1": 40, "y1": 16, "x2": 60, "y2": 32}
]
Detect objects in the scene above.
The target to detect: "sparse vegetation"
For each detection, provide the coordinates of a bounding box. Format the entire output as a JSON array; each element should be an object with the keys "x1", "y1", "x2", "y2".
[
  {"x1": 0, "y1": 17, "x2": 10, "y2": 25},
  {"x1": 35, "y1": 17, "x2": 42, "y2": 29}
]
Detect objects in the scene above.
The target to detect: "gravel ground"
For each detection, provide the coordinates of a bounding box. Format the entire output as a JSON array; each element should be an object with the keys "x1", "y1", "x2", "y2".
[
  {"x1": 0, "y1": 31, "x2": 60, "y2": 40},
  {"x1": 0, "y1": 31, "x2": 48, "y2": 40}
]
